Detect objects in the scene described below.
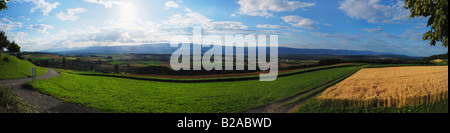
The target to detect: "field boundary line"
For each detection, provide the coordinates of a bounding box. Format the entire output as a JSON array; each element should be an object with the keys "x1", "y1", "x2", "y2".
[
  {"x1": 284, "y1": 67, "x2": 362, "y2": 113},
  {"x1": 246, "y1": 66, "x2": 362, "y2": 113},
  {"x1": 72, "y1": 64, "x2": 363, "y2": 83}
]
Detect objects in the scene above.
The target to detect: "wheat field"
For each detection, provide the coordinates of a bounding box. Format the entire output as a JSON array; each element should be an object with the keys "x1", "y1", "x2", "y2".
[{"x1": 319, "y1": 66, "x2": 448, "y2": 108}]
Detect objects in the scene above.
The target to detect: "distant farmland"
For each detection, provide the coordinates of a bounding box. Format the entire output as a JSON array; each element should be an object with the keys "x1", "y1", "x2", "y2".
[{"x1": 319, "y1": 66, "x2": 448, "y2": 108}]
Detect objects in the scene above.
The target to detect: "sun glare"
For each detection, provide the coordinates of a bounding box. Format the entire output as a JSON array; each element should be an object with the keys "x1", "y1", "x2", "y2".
[{"x1": 120, "y1": 3, "x2": 138, "y2": 22}]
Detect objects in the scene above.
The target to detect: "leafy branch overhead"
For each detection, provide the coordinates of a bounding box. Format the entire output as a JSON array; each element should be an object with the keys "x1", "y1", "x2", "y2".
[
  {"x1": 0, "y1": 0, "x2": 8, "y2": 11},
  {"x1": 404, "y1": 0, "x2": 448, "y2": 47}
]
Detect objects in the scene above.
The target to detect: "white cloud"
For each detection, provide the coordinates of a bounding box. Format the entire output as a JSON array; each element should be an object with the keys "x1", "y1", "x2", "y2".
[
  {"x1": 363, "y1": 26, "x2": 383, "y2": 33},
  {"x1": 183, "y1": 7, "x2": 192, "y2": 13},
  {"x1": 164, "y1": 1, "x2": 192, "y2": 13},
  {"x1": 339, "y1": 0, "x2": 411, "y2": 23},
  {"x1": 34, "y1": 12, "x2": 252, "y2": 50},
  {"x1": 164, "y1": 13, "x2": 212, "y2": 27},
  {"x1": 257, "y1": 24, "x2": 288, "y2": 29},
  {"x1": 323, "y1": 23, "x2": 333, "y2": 26},
  {"x1": 401, "y1": 29, "x2": 426, "y2": 41},
  {"x1": 83, "y1": 0, "x2": 121, "y2": 8},
  {"x1": 237, "y1": 0, "x2": 315, "y2": 17},
  {"x1": 28, "y1": 24, "x2": 53, "y2": 35},
  {"x1": 164, "y1": 1, "x2": 180, "y2": 9},
  {"x1": 10, "y1": 32, "x2": 29, "y2": 38},
  {"x1": 281, "y1": 15, "x2": 317, "y2": 29},
  {"x1": 6, "y1": 32, "x2": 29, "y2": 45},
  {"x1": 308, "y1": 30, "x2": 449, "y2": 57},
  {"x1": 311, "y1": 32, "x2": 363, "y2": 43},
  {"x1": 57, "y1": 8, "x2": 88, "y2": 21},
  {"x1": 0, "y1": 18, "x2": 23, "y2": 31},
  {"x1": 256, "y1": 24, "x2": 301, "y2": 32},
  {"x1": 164, "y1": 12, "x2": 249, "y2": 33},
  {"x1": 208, "y1": 21, "x2": 248, "y2": 30},
  {"x1": 19, "y1": 0, "x2": 60, "y2": 16}
]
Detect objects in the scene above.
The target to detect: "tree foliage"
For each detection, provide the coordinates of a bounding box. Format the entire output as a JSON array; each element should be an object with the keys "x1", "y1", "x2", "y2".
[
  {"x1": 0, "y1": 31, "x2": 9, "y2": 58},
  {"x1": 62, "y1": 57, "x2": 67, "y2": 69},
  {"x1": 7, "y1": 41, "x2": 20, "y2": 54},
  {"x1": 404, "y1": 0, "x2": 448, "y2": 47},
  {"x1": 0, "y1": 31, "x2": 9, "y2": 51},
  {"x1": 0, "y1": 0, "x2": 8, "y2": 11}
]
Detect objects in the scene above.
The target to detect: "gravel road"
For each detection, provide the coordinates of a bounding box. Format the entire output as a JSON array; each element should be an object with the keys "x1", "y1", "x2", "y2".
[{"x1": 0, "y1": 68, "x2": 99, "y2": 113}]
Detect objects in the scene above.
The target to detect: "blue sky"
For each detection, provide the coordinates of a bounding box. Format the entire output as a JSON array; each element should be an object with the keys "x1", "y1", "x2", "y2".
[{"x1": 0, "y1": 0, "x2": 447, "y2": 56}]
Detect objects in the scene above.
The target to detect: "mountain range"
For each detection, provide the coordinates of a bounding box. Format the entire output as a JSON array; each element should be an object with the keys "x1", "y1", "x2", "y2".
[{"x1": 42, "y1": 43, "x2": 407, "y2": 57}]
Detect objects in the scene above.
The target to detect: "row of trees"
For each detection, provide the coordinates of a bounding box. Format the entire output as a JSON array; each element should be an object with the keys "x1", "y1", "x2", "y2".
[{"x1": 0, "y1": 31, "x2": 21, "y2": 59}]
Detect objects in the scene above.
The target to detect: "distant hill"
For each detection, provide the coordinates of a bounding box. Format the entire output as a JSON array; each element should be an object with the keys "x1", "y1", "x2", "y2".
[
  {"x1": 0, "y1": 54, "x2": 47, "y2": 80},
  {"x1": 42, "y1": 43, "x2": 405, "y2": 56}
]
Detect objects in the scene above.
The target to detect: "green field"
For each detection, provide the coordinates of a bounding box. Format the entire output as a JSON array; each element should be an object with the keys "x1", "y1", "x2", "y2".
[
  {"x1": 285, "y1": 60, "x2": 318, "y2": 64},
  {"x1": 108, "y1": 61, "x2": 163, "y2": 67},
  {"x1": 27, "y1": 66, "x2": 360, "y2": 113},
  {"x1": 68, "y1": 63, "x2": 363, "y2": 82},
  {"x1": 432, "y1": 59, "x2": 448, "y2": 65},
  {"x1": 0, "y1": 54, "x2": 48, "y2": 80}
]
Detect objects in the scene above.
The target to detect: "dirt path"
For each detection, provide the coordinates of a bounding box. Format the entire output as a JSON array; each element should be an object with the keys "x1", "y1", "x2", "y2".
[
  {"x1": 0, "y1": 68, "x2": 60, "y2": 86},
  {"x1": 0, "y1": 68, "x2": 99, "y2": 113},
  {"x1": 246, "y1": 67, "x2": 361, "y2": 113},
  {"x1": 246, "y1": 82, "x2": 329, "y2": 113}
]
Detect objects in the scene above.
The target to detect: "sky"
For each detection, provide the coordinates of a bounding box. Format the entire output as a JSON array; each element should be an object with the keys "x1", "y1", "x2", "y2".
[{"x1": 0, "y1": 0, "x2": 447, "y2": 57}]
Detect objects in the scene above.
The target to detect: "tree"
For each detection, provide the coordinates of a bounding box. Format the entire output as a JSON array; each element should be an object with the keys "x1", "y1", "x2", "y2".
[
  {"x1": 404, "y1": 0, "x2": 448, "y2": 47},
  {"x1": 62, "y1": 57, "x2": 67, "y2": 69},
  {"x1": 7, "y1": 40, "x2": 20, "y2": 55},
  {"x1": 0, "y1": 31, "x2": 9, "y2": 58},
  {"x1": 0, "y1": 0, "x2": 8, "y2": 11},
  {"x1": 1, "y1": 0, "x2": 9, "y2": 58},
  {"x1": 319, "y1": 58, "x2": 341, "y2": 66},
  {"x1": 114, "y1": 65, "x2": 120, "y2": 73},
  {"x1": 126, "y1": 63, "x2": 131, "y2": 73}
]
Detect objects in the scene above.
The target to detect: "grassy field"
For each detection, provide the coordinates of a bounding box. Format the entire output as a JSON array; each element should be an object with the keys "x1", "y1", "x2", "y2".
[
  {"x1": 68, "y1": 63, "x2": 363, "y2": 82},
  {"x1": 108, "y1": 61, "x2": 163, "y2": 67},
  {"x1": 432, "y1": 59, "x2": 448, "y2": 65},
  {"x1": 26, "y1": 66, "x2": 360, "y2": 113},
  {"x1": 0, "y1": 54, "x2": 48, "y2": 80}
]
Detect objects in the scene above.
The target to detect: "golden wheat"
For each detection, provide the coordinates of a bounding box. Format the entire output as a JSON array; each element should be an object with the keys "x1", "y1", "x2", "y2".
[{"x1": 319, "y1": 66, "x2": 448, "y2": 108}]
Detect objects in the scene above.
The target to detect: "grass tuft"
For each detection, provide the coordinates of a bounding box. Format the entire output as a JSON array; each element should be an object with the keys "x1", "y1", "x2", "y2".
[{"x1": 0, "y1": 87, "x2": 38, "y2": 113}]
